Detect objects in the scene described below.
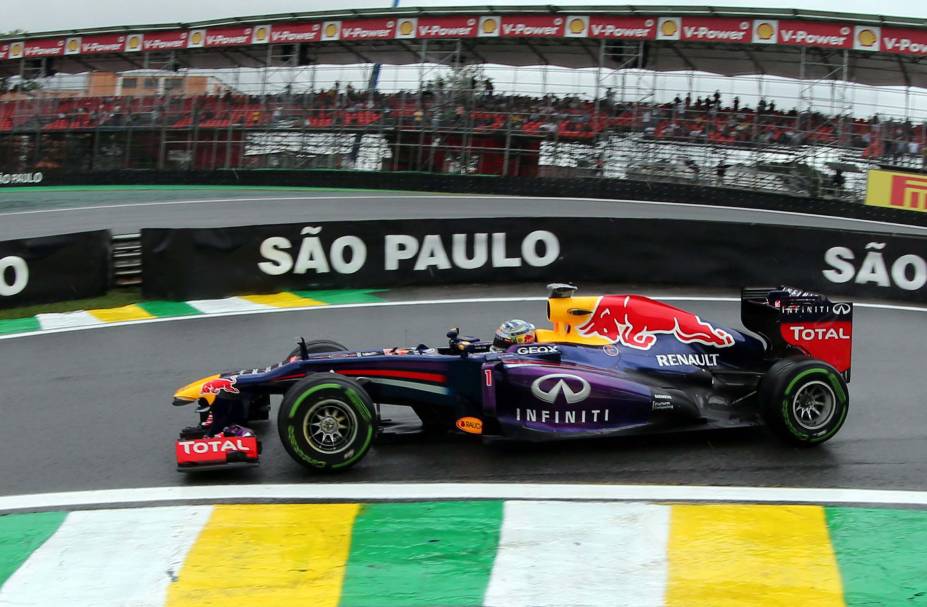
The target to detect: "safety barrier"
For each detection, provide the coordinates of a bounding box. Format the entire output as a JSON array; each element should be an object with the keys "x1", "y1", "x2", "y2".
[{"x1": 141, "y1": 217, "x2": 927, "y2": 303}]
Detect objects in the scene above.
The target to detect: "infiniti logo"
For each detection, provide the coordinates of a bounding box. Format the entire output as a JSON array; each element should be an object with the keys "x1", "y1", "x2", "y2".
[
  {"x1": 833, "y1": 303, "x2": 851, "y2": 315},
  {"x1": 530, "y1": 373, "x2": 591, "y2": 404}
]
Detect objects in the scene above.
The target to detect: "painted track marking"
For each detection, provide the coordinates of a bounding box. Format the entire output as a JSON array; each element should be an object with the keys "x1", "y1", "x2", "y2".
[{"x1": 2, "y1": 483, "x2": 927, "y2": 513}]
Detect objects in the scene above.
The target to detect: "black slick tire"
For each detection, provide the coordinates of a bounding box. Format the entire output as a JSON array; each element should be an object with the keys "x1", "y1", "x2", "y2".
[
  {"x1": 277, "y1": 373, "x2": 376, "y2": 471},
  {"x1": 760, "y1": 358, "x2": 849, "y2": 446}
]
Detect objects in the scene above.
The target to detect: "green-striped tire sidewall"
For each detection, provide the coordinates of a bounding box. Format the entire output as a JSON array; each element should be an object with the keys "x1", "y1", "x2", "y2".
[
  {"x1": 764, "y1": 360, "x2": 849, "y2": 445},
  {"x1": 278, "y1": 375, "x2": 376, "y2": 471}
]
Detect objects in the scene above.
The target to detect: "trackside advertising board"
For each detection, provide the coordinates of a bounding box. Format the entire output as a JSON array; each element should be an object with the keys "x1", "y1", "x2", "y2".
[
  {"x1": 0, "y1": 231, "x2": 111, "y2": 309},
  {"x1": 141, "y1": 218, "x2": 927, "y2": 302},
  {"x1": 3, "y1": 14, "x2": 927, "y2": 60},
  {"x1": 866, "y1": 168, "x2": 927, "y2": 213}
]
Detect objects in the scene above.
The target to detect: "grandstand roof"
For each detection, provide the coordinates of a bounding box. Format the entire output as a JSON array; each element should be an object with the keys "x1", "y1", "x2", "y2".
[{"x1": 2, "y1": 5, "x2": 927, "y2": 87}]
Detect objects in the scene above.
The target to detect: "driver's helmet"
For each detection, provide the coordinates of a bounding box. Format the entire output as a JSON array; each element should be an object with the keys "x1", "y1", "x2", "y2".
[{"x1": 493, "y1": 319, "x2": 537, "y2": 350}]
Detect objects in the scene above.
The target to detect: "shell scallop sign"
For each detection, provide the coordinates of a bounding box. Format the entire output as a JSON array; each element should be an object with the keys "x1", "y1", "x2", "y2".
[
  {"x1": 64, "y1": 37, "x2": 81, "y2": 55},
  {"x1": 478, "y1": 15, "x2": 500, "y2": 37},
  {"x1": 321, "y1": 21, "x2": 341, "y2": 41},
  {"x1": 753, "y1": 20, "x2": 778, "y2": 44},
  {"x1": 565, "y1": 16, "x2": 589, "y2": 38},
  {"x1": 125, "y1": 34, "x2": 143, "y2": 53},
  {"x1": 187, "y1": 29, "x2": 205, "y2": 48},
  {"x1": 396, "y1": 17, "x2": 417, "y2": 39},
  {"x1": 854, "y1": 25, "x2": 881, "y2": 51},
  {"x1": 252, "y1": 25, "x2": 271, "y2": 44},
  {"x1": 656, "y1": 17, "x2": 681, "y2": 40}
]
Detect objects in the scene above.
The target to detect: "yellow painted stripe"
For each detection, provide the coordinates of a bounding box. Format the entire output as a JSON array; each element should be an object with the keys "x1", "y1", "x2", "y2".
[
  {"x1": 166, "y1": 504, "x2": 359, "y2": 607},
  {"x1": 666, "y1": 505, "x2": 844, "y2": 607},
  {"x1": 241, "y1": 292, "x2": 326, "y2": 308},
  {"x1": 87, "y1": 304, "x2": 154, "y2": 323}
]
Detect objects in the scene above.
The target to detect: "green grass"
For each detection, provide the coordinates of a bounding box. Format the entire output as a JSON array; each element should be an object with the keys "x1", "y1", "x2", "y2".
[{"x1": 0, "y1": 288, "x2": 141, "y2": 321}]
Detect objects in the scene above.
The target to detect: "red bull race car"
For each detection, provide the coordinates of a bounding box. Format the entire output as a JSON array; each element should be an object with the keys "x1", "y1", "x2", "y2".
[{"x1": 172, "y1": 284, "x2": 853, "y2": 472}]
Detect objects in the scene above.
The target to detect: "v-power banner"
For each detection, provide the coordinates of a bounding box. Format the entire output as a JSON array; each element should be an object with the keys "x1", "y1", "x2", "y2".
[
  {"x1": 0, "y1": 231, "x2": 111, "y2": 309},
  {"x1": 141, "y1": 218, "x2": 927, "y2": 302}
]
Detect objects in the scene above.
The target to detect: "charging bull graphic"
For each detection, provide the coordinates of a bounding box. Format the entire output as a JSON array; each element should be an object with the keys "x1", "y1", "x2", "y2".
[
  {"x1": 578, "y1": 295, "x2": 735, "y2": 350},
  {"x1": 201, "y1": 377, "x2": 240, "y2": 395}
]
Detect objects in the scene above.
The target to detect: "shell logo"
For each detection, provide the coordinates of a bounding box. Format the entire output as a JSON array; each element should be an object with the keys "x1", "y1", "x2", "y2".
[
  {"x1": 756, "y1": 22, "x2": 775, "y2": 40},
  {"x1": 254, "y1": 26, "x2": 268, "y2": 42},
  {"x1": 857, "y1": 28, "x2": 877, "y2": 47},
  {"x1": 127, "y1": 35, "x2": 141, "y2": 50},
  {"x1": 66, "y1": 38, "x2": 79, "y2": 52},
  {"x1": 569, "y1": 17, "x2": 585, "y2": 34},
  {"x1": 482, "y1": 18, "x2": 497, "y2": 34},
  {"x1": 10, "y1": 42, "x2": 23, "y2": 57},
  {"x1": 190, "y1": 31, "x2": 203, "y2": 46},
  {"x1": 325, "y1": 23, "x2": 338, "y2": 38},
  {"x1": 660, "y1": 19, "x2": 677, "y2": 37},
  {"x1": 398, "y1": 19, "x2": 415, "y2": 36}
]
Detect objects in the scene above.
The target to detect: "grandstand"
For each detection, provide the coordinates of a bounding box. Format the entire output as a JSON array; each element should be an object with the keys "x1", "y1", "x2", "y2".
[{"x1": 2, "y1": 6, "x2": 927, "y2": 201}]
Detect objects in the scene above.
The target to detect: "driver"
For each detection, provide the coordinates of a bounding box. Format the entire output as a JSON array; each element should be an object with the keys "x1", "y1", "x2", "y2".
[{"x1": 492, "y1": 319, "x2": 537, "y2": 351}]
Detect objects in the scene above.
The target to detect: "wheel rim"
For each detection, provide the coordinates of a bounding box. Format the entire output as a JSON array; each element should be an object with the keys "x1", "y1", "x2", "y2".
[
  {"x1": 303, "y1": 398, "x2": 358, "y2": 454},
  {"x1": 791, "y1": 380, "x2": 837, "y2": 431}
]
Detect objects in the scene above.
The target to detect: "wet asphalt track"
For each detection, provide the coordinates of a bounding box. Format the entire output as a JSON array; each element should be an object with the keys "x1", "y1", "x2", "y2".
[
  {"x1": 0, "y1": 189, "x2": 924, "y2": 496},
  {"x1": 1, "y1": 188, "x2": 926, "y2": 239},
  {"x1": 0, "y1": 296, "x2": 924, "y2": 496}
]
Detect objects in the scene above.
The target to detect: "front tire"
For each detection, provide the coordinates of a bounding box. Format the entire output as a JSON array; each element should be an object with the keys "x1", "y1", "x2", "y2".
[
  {"x1": 277, "y1": 374, "x2": 376, "y2": 471},
  {"x1": 760, "y1": 358, "x2": 849, "y2": 446}
]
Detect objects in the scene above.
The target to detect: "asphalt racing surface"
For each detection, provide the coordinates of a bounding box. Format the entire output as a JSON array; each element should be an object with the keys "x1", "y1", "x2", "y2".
[
  {"x1": 1, "y1": 187, "x2": 926, "y2": 238},
  {"x1": 1, "y1": 294, "x2": 924, "y2": 496}
]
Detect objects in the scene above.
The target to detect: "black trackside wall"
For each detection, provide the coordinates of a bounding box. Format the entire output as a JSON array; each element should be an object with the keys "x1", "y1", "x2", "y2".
[
  {"x1": 141, "y1": 218, "x2": 927, "y2": 303},
  {"x1": 0, "y1": 231, "x2": 111, "y2": 309}
]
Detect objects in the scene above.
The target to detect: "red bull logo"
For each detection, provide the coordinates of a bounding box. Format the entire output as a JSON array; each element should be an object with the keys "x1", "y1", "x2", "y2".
[
  {"x1": 578, "y1": 295, "x2": 735, "y2": 350},
  {"x1": 201, "y1": 377, "x2": 240, "y2": 395}
]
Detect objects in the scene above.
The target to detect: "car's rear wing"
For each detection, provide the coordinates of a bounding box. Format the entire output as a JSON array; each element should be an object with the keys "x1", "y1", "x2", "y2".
[{"x1": 741, "y1": 286, "x2": 853, "y2": 381}]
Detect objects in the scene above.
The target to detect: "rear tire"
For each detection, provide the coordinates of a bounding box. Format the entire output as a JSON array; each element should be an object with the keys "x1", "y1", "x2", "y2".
[
  {"x1": 760, "y1": 358, "x2": 849, "y2": 446},
  {"x1": 277, "y1": 373, "x2": 376, "y2": 471}
]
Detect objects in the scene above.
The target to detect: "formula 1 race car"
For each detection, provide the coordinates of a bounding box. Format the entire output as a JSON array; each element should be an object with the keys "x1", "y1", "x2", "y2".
[{"x1": 172, "y1": 284, "x2": 853, "y2": 471}]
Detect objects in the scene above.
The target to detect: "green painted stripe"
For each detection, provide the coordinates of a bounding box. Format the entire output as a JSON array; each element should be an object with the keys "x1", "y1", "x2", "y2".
[
  {"x1": 339, "y1": 501, "x2": 503, "y2": 607},
  {"x1": 137, "y1": 300, "x2": 202, "y2": 318},
  {"x1": 826, "y1": 506, "x2": 927, "y2": 605},
  {"x1": 293, "y1": 290, "x2": 387, "y2": 305},
  {"x1": 0, "y1": 317, "x2": 41, "y2": 335},
  {"x1": 0, "y1": 511, "x2": 68, "y2": 587}
]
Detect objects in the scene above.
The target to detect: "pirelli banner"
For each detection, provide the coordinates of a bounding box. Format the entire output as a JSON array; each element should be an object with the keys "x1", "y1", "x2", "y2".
[
  {"x1": 866, "y1": 169, "x2": 927, "y2": 213},
  {"x1": 0, "y1": 231, "x2": 111, "y2": 309},
  {"x1": 141, "y1": 218, "x2": 927, "y2": 303}
]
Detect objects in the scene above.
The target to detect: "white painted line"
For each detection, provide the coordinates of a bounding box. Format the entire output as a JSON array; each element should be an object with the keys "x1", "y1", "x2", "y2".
[
  {"x1": 0, "y1": 192, "x2": 923, "y2": 233},
  {"x1": 1, "y1": 483, "x2": 927, "y2": 512},
  {"x1": 1, "y1": 294, "x2": 924, "y2": 342},
  {"x1": 187, "y1": 296, "x2": 269, "y2": 314},
  {"x1": 0, "y1": 194, "x2": 439, "y2": 217},
  {"x1": 0, "y1": 506, "x2": 211, "y2": 606},
  {"x1": 485, "y1": 501, "x2": 669, "y2": 607},
  {"x1": 34, "y1": 311, "x2": 103, "y2": 330}
]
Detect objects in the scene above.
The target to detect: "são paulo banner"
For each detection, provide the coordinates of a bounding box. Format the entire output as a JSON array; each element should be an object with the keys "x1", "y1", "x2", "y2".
[{"x1": 141, "y1": 217, "x2": 927, "y2": 303}]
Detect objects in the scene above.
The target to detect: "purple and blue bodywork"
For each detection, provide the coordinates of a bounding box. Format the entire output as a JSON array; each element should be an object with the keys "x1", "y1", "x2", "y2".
[{"x1": 173, "y1": 284, "x2": 853, "y2": 469}]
